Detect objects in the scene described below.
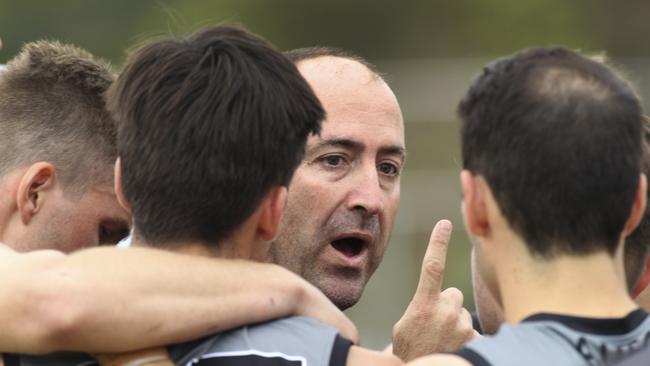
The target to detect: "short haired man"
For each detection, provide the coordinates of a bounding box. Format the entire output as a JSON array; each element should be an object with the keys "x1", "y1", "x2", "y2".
[
  {"x1": 0, "y1": 40, "x2": 354, "y2": 354},
  {"x1": 271, "y1": 47, "x2": 404, "y2": 311},
  {"x1": 470, "y1": 93, "x2": 650, "y2": 339},
  {"x1": 271, "y1": 47, "x2": 476, "y2": 359},
  {"x1": 416, "y1": 47, "x2": 650, "y2": 365}
]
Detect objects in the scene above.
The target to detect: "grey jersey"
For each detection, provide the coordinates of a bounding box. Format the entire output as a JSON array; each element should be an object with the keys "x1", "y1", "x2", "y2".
[
  {"x1": 3, "y1": 316, "x2": 351, "y2": 366},
  {"x1": 168, "y1": 316, "x2": 351, "y2": 366},
  {"x1": 457, "y1": 309, "x2": 650, "y2": 366}
]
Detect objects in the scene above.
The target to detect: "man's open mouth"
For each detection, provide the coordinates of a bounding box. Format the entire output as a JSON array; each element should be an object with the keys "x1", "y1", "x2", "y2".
[{"x1": 330, "y1": 236, "x2": 367, "y2": 258}]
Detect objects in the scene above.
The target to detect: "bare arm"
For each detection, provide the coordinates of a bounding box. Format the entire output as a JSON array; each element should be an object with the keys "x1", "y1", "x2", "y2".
[{"x1": 0, "y1": 244, "x2": 357, "y2": 353}]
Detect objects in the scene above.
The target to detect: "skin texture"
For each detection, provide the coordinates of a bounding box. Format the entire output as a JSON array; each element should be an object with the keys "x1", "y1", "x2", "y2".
[
  {"x1": 472, "y1": 250, "x2": 650, "y2": 335},
  {"x1": 0, "y1": 244, "x2": 357, "y2": 354},
  {"x1": 113, "y1": 165, "x2": 416, "y2": 366},
  {"x1": 0, "y1": 162, "x2": 358, "y2": 353},
  {"x1": 269, "y1": 56, "x2": 476, "y2": 360},
  {"x1": 0, "y1": 163, "x2": 130, "y2": 252},
  {"x1": 392, "y1": 220, "x2": 478, "y2": 361},
  {"x1": 269, "y1": 56, "x2": 405, "y2": 310},
  {"x1": 461, "y1": 170, "x2": 645, "y2": 325},
  {"x1": 470, "y1": 248, "x2": 504, "y2": 335},
  {"x1": 635, "y1": 258, "x2": 650, "y2": 310},
  {"x1": 410, "y1": 171, "x2": 649, "y2": 366}
]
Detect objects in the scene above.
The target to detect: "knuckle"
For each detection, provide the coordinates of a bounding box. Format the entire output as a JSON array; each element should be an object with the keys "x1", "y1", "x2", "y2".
[
  {"x1": 423, "y1": 258, "x2": 445, "y2": 279},
  {"x1": 442, "y1": 287, "x2": 464, "y2": 302},
  {"x1": 439, "y1": 306, "x2": 459, "y2": 323},
  {"x1": 411, "y1": 306, "x2": 435, "y2": 322}
]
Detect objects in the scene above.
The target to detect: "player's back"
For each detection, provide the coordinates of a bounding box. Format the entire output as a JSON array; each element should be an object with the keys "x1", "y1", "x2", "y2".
[
  {"x1": 169, "y1": 316, "x2": 351, "y2": 366},
  {"x1": 457, "y1": 309, "x2": 650, "y2": 366},
  {"x1": 2, "y1": 316, "x2": 351, "y2": 366}
]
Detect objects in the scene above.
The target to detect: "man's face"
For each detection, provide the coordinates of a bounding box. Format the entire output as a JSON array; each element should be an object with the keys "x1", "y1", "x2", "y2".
[
  {"x1": 269, "y1": 56, "x2": 405, "y2": 309},
  {"x1": 13, "y1": 182, "x2": 131, "y2": 253}
]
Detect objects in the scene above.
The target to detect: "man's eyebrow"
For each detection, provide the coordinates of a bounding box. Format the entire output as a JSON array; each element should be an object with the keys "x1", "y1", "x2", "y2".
[
  {"x1": 379, "y1": 146, "x2": 407, "y2": 161},
  {"x1": 312, "y1": 138, "x2": 363, "y2": 151},
  {"x1": 312, "y1": 137, "x2": 406, "y2": 161}
]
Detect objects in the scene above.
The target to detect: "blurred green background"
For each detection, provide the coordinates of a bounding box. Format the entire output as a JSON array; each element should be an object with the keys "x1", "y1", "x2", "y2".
[{"x1": 3, "y1": 0, "x2": 650, "y2": 349}]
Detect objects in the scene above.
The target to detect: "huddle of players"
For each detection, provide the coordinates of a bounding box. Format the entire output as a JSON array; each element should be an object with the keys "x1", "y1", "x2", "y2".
[{"x1": 0, "y1": 24, "x2": 649, "y2": 366}]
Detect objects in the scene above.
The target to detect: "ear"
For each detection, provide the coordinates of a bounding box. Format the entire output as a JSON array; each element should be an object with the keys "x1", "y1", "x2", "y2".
[
  {"x1": 16, "y1": 162, "x2": 58, "y2": 225},
  {"x1": 623, "y1": 173, "x2": 647, "y2": 236},
  {"x1": 460, "y1": 170, "x2": 489, "y2": 238},
  {"x1": 257, "y1": 186, "x2": 288, "y2": 241},
  {"x1": 633, "y1": 256, "x2": 650, "y2": 298},
  {"x1": 114, "y1": 158, "x2": 131, "y2": 213}
]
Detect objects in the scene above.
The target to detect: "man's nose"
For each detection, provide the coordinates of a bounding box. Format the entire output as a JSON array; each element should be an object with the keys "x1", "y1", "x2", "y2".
[{"x1": 345, "y1": 165, "x2": 384, "y2": 216}]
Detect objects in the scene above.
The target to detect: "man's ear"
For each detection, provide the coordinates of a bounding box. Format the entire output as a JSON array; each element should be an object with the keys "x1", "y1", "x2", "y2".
[
  {"x1": 114, "y1": 158, "x2": 130, "y2": 213},
  {"x1": 460, "y1": 170, "x2": 489, "y2": 238},
  {"x1": 624, "y1": 173, "x2": 647, "y2": 236},
  {"x1": 16, "y1": 162, "x2": 58, "y2": 225},
  {"x1": 257, "y1": 186, "x2": 288, "y2": 241}
]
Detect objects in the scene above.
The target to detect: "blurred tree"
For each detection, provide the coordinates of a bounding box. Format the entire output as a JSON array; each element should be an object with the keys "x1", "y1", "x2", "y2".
[{"x1": 2, "y1": 0, "x2": 649, "y2": 65}]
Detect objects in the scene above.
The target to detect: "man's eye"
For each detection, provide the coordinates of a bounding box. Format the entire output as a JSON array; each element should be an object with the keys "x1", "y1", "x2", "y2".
[
  {"x1": 320, "y1": 155, "x2": 347, "y2": 168},
  {"x1": 378, "y1": 162, "x2": 400, "y2": 177}
]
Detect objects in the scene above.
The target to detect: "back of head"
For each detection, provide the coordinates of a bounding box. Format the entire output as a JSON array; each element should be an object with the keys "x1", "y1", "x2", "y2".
[
  {"x1": 0, "y1": 41, "x2": 116, "y2": 191},
  {"x1": 108, "y1": 25, "x2": 324, "y2": 246},
  {"x1": 459, "y1": 47, "x2": 644, "y2": 258}
]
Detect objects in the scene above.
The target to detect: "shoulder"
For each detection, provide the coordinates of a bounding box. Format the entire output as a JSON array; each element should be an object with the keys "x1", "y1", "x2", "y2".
[
  {"x1": 458, "y1": 320, "x2": 585, "y2": 365},
  {"x1": 169, "y1": 316, "x2": 349, "y2": 366}
]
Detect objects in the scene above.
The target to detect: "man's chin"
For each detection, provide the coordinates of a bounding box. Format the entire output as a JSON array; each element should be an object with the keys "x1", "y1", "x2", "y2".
[{"x1": 316, "y1": 277, "x2": 365, "y2": 310}]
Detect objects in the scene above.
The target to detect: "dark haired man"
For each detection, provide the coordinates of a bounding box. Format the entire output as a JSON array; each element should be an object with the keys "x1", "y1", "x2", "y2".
[
  {"x1": 0, "y1": 40, "x2": 354, "y2": 355},
  {"x1": 414, "y1": 47, "x2": 650, "y2": 365},
  {"x1": 468, "y1": 81, "x2": 650, "y2": 339}
]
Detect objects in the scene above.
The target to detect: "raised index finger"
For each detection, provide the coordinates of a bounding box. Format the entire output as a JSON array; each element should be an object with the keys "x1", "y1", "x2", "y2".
[{"x1": 412, "y1": 219, "x2": 453, "y2": 304}]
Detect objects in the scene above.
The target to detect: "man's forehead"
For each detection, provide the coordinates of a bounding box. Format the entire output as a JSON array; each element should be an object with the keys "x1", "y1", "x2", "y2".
[
  {"x1": 298, "y1": 56, "x2": 404, "y2": 147},
  {"x1": 297, "y1": 56, "x2": 375, "y2": 87}
]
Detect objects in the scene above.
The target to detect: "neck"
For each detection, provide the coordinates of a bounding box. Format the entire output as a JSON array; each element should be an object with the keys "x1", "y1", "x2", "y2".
[
  {"x1": 495, "y1": 238, "x2": 637, "y2": 324},
  {"x1": 130, "y1": 225, "x2": 262, "y2": 261}
]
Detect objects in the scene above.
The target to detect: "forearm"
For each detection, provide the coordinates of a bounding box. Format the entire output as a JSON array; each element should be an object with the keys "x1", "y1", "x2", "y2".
[{"x1": 0, "y1": 246, "x2": 309, "y2": 353}]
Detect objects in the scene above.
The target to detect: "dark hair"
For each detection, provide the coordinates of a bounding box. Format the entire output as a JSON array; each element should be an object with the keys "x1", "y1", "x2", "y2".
[
  {"x1": 284, "y1": 46, "x2": 382, "y2": 77},
  {"x1": 459, "y1": 47, "x2": 644, "y2": 258},
  {"x1": 108, "y1": 25, "x2": 324, "y2": 246},
  {"x1": 0, "y1": 40, "x2": 116, "y2": 192},
  {"x1": 625, "y1": 116, "x2": 650, "y2": 290}
]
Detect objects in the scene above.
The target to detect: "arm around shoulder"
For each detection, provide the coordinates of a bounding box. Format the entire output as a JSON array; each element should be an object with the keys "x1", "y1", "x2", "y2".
[{"x1": 0, "y1": 245, "x2": 356, "y2": 353}]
